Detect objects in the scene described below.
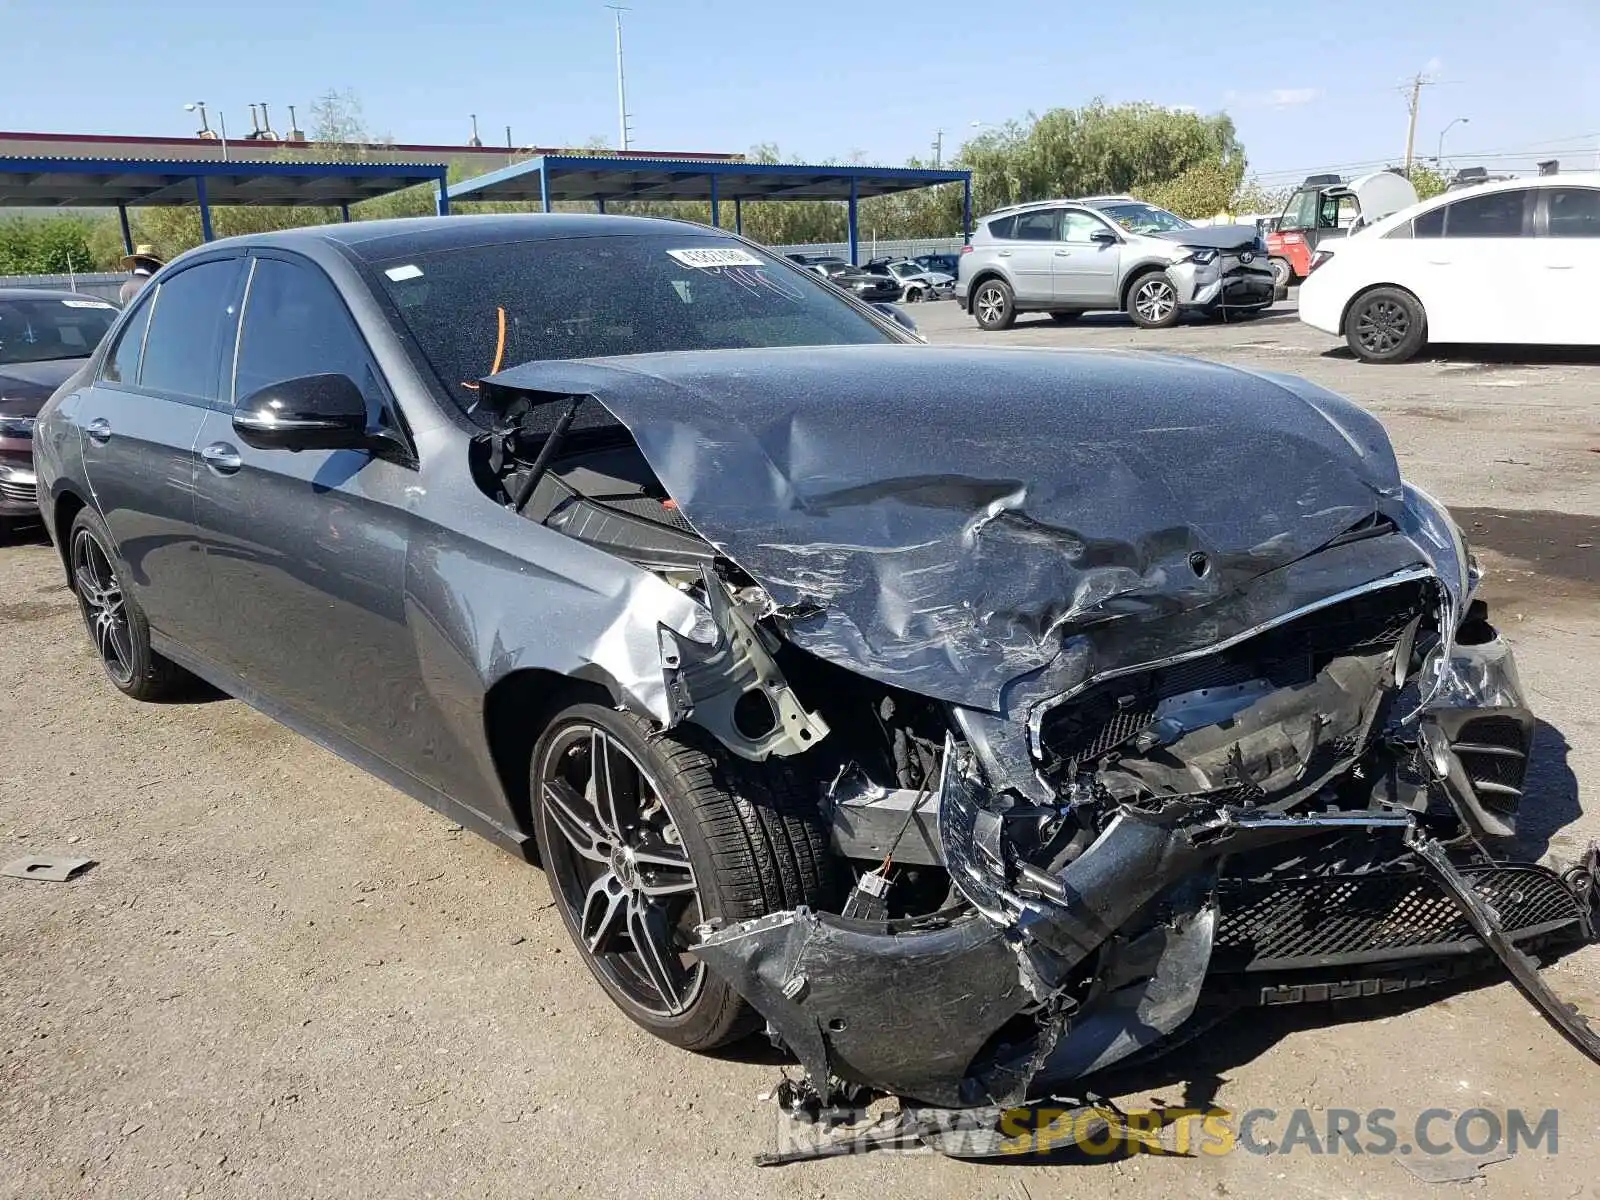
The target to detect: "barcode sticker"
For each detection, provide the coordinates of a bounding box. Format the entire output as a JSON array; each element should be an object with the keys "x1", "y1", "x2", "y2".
[{"x1": 666, "y1": 247, "x2": 765, "y2": 269}]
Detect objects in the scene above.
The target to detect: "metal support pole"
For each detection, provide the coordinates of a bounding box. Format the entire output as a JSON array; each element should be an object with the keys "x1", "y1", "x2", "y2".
[
  {"x1": 963, "y1": 175, "x2": 972, "y2": 244},
  {"x1": 117, "y1": 204, "x2": 133, "y2": 255},
  {"x1": 734, "y1": 197, "x2": 742, "y2": 236},
  {"x1": 709, "y1": 174, "x2": 720, "y2": 229},
  {"x1": 847, "y1": 177, "x2": 859, "y2": 265},
  {"x1": 596, "y1": 196, "x2": 607, "y2": 213},
  {"x1": 435, "y1": 172, "x2": 451, "y2": 216},
  {"x1": 196, "y1": 176, "x2": 214, "y2": 242},
  {"x1": 340, "y1": 203, "x2": 351, "y2": 223},
  {"x1": 539, "y1": 163, "x2": 550, "y2": 213}
]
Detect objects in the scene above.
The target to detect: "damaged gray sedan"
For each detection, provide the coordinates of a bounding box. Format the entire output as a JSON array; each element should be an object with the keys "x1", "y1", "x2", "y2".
[{"x1": 35, "y1": 215, "x2": 1597, "y2": 1136}]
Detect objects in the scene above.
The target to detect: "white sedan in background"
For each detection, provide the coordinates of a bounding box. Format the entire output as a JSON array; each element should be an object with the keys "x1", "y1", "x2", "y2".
[{"x1": 1299, "y1": 173, "x2": 1600, "y2": 363}]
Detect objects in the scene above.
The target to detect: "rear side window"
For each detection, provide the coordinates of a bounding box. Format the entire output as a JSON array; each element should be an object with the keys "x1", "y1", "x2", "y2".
[
  {"x1": 1546, "y1": 187, "x2": 1600, "y2": 237},
  {"x1": 1014, "y1": 210, "x2": 1061, "y2": 241},
  {"x1": 138, "y1": 260, "x2": 242, "y2": 402},
  {"x1": 1441, "y1": 189, "x2": 1530, "y2": 238},
  {"x1": 101, "y1": 295, "x2": 154, "y2": 385},
  {"x1": 985, "y1": 215, "x2": 1016, "y2": 239},
  {"x1": 233, "y1": 258, "x2": 381, "y2": 406}
]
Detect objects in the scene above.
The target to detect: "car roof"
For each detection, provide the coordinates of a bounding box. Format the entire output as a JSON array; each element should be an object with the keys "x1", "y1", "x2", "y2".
[
  {"x1": 188, "y1": 212, "x2": 723, "y2": 264},
  {"x1": 0, "y1": 287, "x2": 108, "y2": 303},
  {"x1": 1367, "y1": 170, "x2": 1600, "y2": 233}
]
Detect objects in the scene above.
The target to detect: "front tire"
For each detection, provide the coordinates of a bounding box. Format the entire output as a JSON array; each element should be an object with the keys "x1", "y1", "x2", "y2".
[
  {"x1": 1127, "y1": 271, "x2": 1181, "y2": 329},
  {"x1": 68, "y1": 507, "x2": 189, "y2": 700},
  {"x1": 530, "y1": 703, "x2": 838, "y2": 1050},
  {"x1": 971, "y1": 278, "x2": 1016, "y2": 330},
  {"x1": 1344, "y1": 286, "x2": 1427, "y2": 363}
]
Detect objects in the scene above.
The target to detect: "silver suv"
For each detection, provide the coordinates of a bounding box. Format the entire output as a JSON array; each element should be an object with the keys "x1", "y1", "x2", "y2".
[{"x1": 955, "y1": 196, "x2": 1275, "y2": 330}]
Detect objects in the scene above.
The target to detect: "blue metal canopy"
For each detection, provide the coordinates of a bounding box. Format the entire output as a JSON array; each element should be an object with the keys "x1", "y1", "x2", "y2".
[
  {"x1": 447, "y1": 154, "x2": 973, "y2": 264},
  {"x1": 0, "y1": 155, "x2": 450, "y2": 250}
]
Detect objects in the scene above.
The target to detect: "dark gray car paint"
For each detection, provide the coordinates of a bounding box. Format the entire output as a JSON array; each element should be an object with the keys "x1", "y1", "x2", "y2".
[{"x1": 485, "y1": 345, "x2": 1407, "y2": 714}]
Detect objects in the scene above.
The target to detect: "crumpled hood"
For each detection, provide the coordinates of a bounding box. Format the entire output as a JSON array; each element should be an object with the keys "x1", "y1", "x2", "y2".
[
  {"x1": 486, "y1": 344, "x2": 1405, "y2": 709},
  {"x1": 1148, "y1": 224, "x2": 1262, "y2": 251}
]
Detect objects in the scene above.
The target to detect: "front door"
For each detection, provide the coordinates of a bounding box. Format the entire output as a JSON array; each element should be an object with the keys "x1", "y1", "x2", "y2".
[
  {"x1": 76, "y1": 258, "x2": 243, "y2": 650},
  {"x1": 1052, "y1": 210, "x2": 1122, "y2": 306},
  {"x1": 189, "y1": 253, "x2": 417, "y2": 755},
  {"x1": 1410, "y1": 187, "x2": 1532, "y2": 344}
]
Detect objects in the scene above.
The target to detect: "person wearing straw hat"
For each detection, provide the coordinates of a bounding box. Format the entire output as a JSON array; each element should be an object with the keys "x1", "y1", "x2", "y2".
[{"x1": 118, "y1": 245, "x2": 164, "y2": 304}]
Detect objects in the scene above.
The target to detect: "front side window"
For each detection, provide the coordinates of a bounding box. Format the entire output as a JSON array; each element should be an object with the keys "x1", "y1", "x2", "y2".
[
  {"x1": 0, "y1": 295, "x2": 118, "y2": 367},
  {"x1": 102, "y1": 295, "x2": 153, "y2": 385},
  {"x1": 1061, "y1": 210, "x2": 1113, "y2": 243},
  {"x1": 1441, "y1": 189, "x2": 1530, "y2": 238},
  {"x1": 1279, "y1": 189, "x2": 1320, "y2": 232},
  {"x1": 233, "y1": 258, "x2": 382, "y2": 406},
  {"x1": 1546, "y1": 187, "x2": 1600, "y2": 238},
  {"x1": 138, "y1": 259, "x2": 241, "y2": 402},
  {"x1": 369, "y1": 233, "x2": 900, "y2": 418}
]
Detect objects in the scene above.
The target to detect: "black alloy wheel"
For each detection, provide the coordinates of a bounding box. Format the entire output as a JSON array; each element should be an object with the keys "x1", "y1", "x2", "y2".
[{"x1": 1346, "y1": 286, "x2": 1427, "y2": 363}]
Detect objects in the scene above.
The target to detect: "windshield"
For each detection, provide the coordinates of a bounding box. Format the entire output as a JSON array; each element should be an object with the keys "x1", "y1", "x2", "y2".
[
  {"x1": 371, "y1": 233, "x2": 900, "y2": 416},
  {"x1": 0, "y1": 296, "x2": 118, "y2": 366},
  {"x1": 1096, "y1": 202, "x2": 1193, "y2": 234}
]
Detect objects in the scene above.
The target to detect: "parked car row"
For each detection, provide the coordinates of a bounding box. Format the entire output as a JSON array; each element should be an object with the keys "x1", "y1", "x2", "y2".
[{"x1": 782, "y1": 252, "x2": 957, "y2": 303}]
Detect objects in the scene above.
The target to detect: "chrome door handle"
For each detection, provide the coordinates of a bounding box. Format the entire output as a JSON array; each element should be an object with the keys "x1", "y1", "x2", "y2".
[
  {"x1": 997, "y1": 250, "x2": 1012, "y2": 257},
  {"x1": 1545, "y1": 263, "x2": 1575, "y2": 270},
  {"x1": 86, "y1": 417, "x2": 111, "y2": 445},
  {"x1": 200, "y1": 442, "x2": 242, "y2": 474},
  {"x1": 1053, "y1": 250, "x2": 1072, "y2": 256},
  {"x1": 1426, "y1": 259, "x2": 1452, "y2": 266}
]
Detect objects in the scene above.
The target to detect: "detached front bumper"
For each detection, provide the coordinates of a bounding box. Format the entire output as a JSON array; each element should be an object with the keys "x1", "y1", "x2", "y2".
[{"x1": 1170, "y1": 257, "x2": 1276, "y2": 311}]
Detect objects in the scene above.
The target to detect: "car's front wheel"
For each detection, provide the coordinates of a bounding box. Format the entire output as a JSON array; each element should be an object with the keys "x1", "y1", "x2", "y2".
[
  {"x1": 68, "y1": 507, "x2": 189, "y2": 700},
  {"x1": 971, "y1": 278, "x2": 1016, "y2": 330},
  {"x1": 1344, "y1": 286, "x2": 1427, "y2": 363},
  {"x1": 1127, "y1": 271, "x2": 1181, "y2": 329},
  {"x1": 530, "y1": 702, "x2": 838, "y2": 1050}
]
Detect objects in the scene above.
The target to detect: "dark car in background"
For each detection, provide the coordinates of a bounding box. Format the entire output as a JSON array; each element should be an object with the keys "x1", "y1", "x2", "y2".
[
  {"x1": 30, "y1": 214, "x2": 1597, "y2": 1135},
  {"x1": 0, "y1": 289, "x2": 119, "y2": 528},
  {"x1": 912, "y1": 252, "x2": 961, "y2": 277},
  {"x1": 812, "y1": 258, "x2": 902, "y2": 302}
]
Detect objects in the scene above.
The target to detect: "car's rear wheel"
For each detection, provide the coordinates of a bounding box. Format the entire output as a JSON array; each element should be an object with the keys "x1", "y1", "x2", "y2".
[
  {"x1": 68, "y1": 507, "x2": 189, "y2": 701},
  {"x1": 972, "y1": 278, "x2": 1016, "y2": 330},
  {"x1": 1127, "y1": 271, "x2": 1181, "y2": 329},
  {"x1": 530, "y1": 702, "x2": 838, "y2": 1050},
  {"x1": 1048, "y1": 311, "x2": 1082, "y2": 323},
  {"x1": 1344, "y1": 286, "x2": 1427, "y2": 364}
]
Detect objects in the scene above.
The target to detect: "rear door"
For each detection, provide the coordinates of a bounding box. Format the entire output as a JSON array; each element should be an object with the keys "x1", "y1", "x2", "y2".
[
  {"x1": 1534, "y1": 185, "x2": 1600, "y2": 345},
  {"x1": 75, "y1": 257, "x2": 243, "y2": 650},
  {"x1": 1005, "y1": 209, "x2": 1063, "y2": 303},
  {"x1": 189, "y1": 252, "x2": 419, "y2": 756},
  {"x1": 1052, "y1": 209, "x2": 1122, "y2": 306},
  {"x1": 1410, "y1": 188, "x2": 1533, "y2": 343}
]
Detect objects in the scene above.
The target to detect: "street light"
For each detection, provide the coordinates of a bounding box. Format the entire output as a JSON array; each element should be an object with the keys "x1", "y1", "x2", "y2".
[
  {"x1": 1437, "y1": 117, "x2": 1468, "y2": 163},
  {"x1": 185, "y1": 102, "x2": 228, "y2": 161}
]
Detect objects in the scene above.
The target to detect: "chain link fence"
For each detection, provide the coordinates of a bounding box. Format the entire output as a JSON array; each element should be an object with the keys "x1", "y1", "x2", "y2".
[
  {"x1": 0, "y1": 272, "x2": 125, "y2": 302},
  {"x1": 767, "y1": 236, "x2": 965, "y2": 264}
]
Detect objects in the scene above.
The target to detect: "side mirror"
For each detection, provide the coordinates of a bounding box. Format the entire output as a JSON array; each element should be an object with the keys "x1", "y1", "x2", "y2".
[
  {"x1": 232, "y1": 373, "x2": 371, "y2": 452},
  {"x1": 1090, "y1": 229, "x2": 1119, "y2": 245}
]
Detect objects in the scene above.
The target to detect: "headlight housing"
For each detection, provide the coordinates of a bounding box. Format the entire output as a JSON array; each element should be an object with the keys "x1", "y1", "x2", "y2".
[
  {"x1": 1179, "y1": 246, "x2": 1219, "y2": 266},
  {"x1": 1399, "y1": 481, "x2": 1476, "y2": 713},
  {"x1": 0, "y1": 414, "x2": 36, "y2": 439}
]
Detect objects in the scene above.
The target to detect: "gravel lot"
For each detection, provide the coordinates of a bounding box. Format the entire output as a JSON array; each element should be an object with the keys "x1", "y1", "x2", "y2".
[{"x1": 4, "y1": 297, "x2": 1599, "y2": 1199}]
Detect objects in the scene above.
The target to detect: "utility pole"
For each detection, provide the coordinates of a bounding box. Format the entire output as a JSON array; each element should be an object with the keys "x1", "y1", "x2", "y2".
[
  {"x1": 606, "y1": 5, "x2": 633, "y2": 151},
  {"x1": 1401, "y1": 71, "x2": 1436, "y2": 177},
  {"x1": 933, "y1": 129, "x2": 944, "y2": 168}
]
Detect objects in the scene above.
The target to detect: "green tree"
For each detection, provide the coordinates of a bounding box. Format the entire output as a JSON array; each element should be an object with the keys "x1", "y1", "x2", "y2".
[
  {"x1": 1408, "y1": 164, "x2": 1449, "y2": 201},
  {"x1": 0, "y1": 216, "x2": 98, "y2": 274}
]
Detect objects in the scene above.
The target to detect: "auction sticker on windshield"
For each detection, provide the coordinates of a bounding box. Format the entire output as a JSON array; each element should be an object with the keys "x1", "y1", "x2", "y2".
[{"x1": 666, "y1": 247, "x2": 765, "y2": 269}]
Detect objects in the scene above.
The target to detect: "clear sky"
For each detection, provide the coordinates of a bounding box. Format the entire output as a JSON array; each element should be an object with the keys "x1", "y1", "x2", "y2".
[{"x1": 4, "y1": 0, "x2": 1596, "y2": 184}]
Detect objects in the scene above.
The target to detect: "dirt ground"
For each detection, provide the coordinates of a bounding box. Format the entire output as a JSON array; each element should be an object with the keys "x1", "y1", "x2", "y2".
[{"x1": 4, "y1": 298, "x2": 1599, "y2": 1199}]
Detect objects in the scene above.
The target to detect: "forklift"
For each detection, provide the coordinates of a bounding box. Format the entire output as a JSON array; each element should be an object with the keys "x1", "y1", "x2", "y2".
[{"x1": 1267, "y1": 170, "x2": 1418, "y2": 289}]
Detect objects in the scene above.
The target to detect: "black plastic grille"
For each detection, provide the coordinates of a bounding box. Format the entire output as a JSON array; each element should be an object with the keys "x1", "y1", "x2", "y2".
[
  {"x1": 1453, "y1": 715, "x2": 1531, "y2": 815},
  {"x1": 600, "y1": 494, "x2": 697, "y2": 532},
  {"x1": 0, "y1": 479, "x2": 34, "y2": 504},
  {"x1": 1213, "y1": 864, "x2": 1583, "y2": 971}
]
